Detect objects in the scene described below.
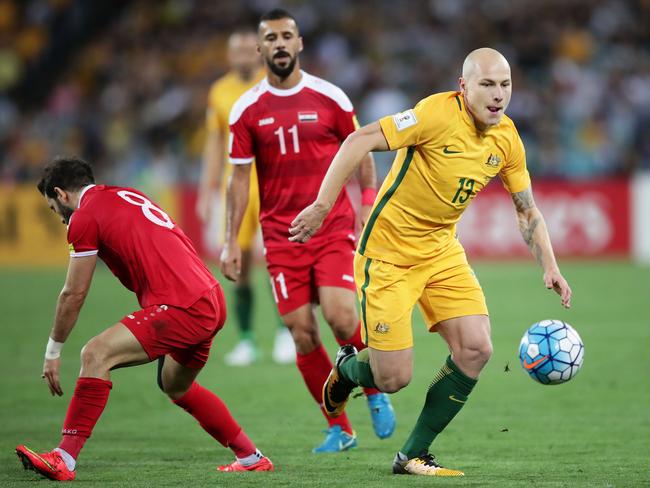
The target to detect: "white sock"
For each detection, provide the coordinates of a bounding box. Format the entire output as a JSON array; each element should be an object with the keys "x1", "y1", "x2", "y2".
[
  {"x1": 53, "y1": 448, "x2": 76, "y2": 471},
  {"x1": 236, "y1": 449, "x2": 263, "y2": 467}
]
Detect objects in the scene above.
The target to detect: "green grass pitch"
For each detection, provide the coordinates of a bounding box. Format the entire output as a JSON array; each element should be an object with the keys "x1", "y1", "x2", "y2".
[{"x1": 0, "y1": 261, "x2": 648, "y2": 487}]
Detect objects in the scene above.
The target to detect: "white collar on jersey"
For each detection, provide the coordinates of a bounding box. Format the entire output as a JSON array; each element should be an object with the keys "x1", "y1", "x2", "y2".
[
  {"x1": 77, "y1": 184, "x2": 96, "y2": 208},
  {"x1": 263, "y1": 70, "x2": 308, "y2": 97}
]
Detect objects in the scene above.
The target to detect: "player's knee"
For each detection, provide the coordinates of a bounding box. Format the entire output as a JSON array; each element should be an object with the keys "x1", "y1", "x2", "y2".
[
  {"x1": 287, "y1": 327, "x2": 318, "y2": 354},
  {"x1": 458, "y1": 341, "x2": 493, "y2": 369},
  {"x1": 374, "y1": 370, "x2": 411, "y2": 393},
  {"x1": 323, "y1": 308, "x2": 357, "y2": 339},
  {"x1": 164, "y1": 382, "x2": 191, "y2": 401},
  {"x1": 79, "y1": 338, "x2": 108, "y2": 370}
]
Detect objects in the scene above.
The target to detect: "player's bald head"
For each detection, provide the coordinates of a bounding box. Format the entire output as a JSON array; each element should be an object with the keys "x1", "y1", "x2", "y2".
[
  {"x1": 462, "y1": 48, "x2": 510, "y2": 80},
  {"x1": 459, "y1": 48, "x2": 512, "y2": 131}
]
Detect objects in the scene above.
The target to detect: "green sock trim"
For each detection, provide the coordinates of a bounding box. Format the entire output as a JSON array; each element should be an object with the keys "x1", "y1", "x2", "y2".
[
  {"x1": 339, "y1": 349, "x2": 378, "y2": 389},
  {"x1": 401, "y1": 355, "x2": 477, "y2": 458},
  {"x1": 234, "y1": 285, "x2": 253, "y2": 338},
  {"x1": 445, "y1": 355, "x2": 477, "y2": 394}
]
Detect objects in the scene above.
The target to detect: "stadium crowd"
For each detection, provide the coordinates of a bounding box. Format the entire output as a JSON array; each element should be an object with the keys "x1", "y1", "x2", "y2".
[{"x1": 1, "y1": 0, "x2": 649, "y2": 187}]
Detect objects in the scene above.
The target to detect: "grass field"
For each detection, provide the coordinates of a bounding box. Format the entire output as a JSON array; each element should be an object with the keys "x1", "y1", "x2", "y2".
[{"x1": 1, "y1": 261, "x2": 649, "y2": 487}]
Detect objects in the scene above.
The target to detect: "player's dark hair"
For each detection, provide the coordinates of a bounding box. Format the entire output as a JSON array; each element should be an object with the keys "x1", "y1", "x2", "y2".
[
  {"x1": 36, "y1": 156, "x2": 95, "y2": 198},
  {"x1": 259, "y1": 8, "x2": 296, "y2": 26}
]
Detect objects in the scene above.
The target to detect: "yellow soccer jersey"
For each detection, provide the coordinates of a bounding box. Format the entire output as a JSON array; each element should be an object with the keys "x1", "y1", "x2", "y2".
[
  {"x1": 358, "y1": 91, "x2": 531, "y2": 265},
  {"x1": 206, "y1": 68, "x2": 264, "y2": 190}
]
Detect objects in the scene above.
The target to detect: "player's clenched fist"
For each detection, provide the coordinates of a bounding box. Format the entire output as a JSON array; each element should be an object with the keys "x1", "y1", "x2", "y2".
[
  {"x1": 220, "y1": 243, "x2": 242, "y2": 281},
  {"x1": 289, "y1": 202, "x2": 329, "y2": 243}
]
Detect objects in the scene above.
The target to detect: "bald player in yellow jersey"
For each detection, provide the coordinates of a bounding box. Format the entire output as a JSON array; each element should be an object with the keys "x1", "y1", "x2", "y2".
[
  {"x1": 198, "y1": 29, "x2": 294, "y2": 366},
  {"x1": 290, "y1": 48, "x2": 572, "y2": 476}
]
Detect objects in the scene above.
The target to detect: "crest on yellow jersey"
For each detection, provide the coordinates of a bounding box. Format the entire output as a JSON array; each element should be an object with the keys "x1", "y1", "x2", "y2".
[
  {"x1": 486, "y1": 153, "x2": 502, "y2": 167},
  {"x1": 374, "y1": 323, "x2": 390, "y2": 334}
]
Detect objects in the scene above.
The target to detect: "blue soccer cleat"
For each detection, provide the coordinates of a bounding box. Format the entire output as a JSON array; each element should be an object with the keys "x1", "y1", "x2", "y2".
[
  {"x1": 367, "y1": 393, "x2": 396, "y2": 439},
  {"x1": 312, "y1": 425, "x2": 357, "y2": 453}
]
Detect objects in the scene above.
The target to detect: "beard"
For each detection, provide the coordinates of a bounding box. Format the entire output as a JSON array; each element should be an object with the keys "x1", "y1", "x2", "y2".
[
  {"x1": 266, "y1": 52, "x2": 297, "y2": 79},
  {"x1": 55, "y1": 200, "x2": 74, "y2": 225}
]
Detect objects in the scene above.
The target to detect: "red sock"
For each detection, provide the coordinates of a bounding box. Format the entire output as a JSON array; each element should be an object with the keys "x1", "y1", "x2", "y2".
[
  {"x1": 173, "y1": 382, "x2": 253, "y2": 457},
  {"x1": 335, "y1": 323, "x2": 381, "y2": 397},
  {"x1": 58, "y1": 377, "x2": 112, "y2": 459},
  {"x1": 296, "y1": 344, "x2": 353, "y2": 434},
  {"x1": 229, "y1": 430, "x2": 257, "y2": 459}
]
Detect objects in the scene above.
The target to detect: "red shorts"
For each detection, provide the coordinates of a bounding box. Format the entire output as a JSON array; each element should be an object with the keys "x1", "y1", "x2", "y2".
[
  {"x1": 121, "y1": 285, "x2": 226, "y2": 369},
  {"x1": 265, "y1": 237, "x2": 356, "y2": 316}
]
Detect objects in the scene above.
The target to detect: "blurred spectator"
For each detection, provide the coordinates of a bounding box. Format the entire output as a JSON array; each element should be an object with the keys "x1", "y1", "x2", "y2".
[{"x1": 1, "y1": 0, "x2": 649, "y2": 186}]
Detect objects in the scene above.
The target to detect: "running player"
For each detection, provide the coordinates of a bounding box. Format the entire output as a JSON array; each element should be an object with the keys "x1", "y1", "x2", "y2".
[
  {"x1": 221, "y1": 9, "x2": 396, "y2": 452},
  {"x1": 197, "y1": 29, "x2": 295, "y2": 366},
  {"x1": 290, "y1": 48, "x2": 572, "y2": 475},
  {"x1": 16, "y1": 157, "x2": 273, "y2": 481}
]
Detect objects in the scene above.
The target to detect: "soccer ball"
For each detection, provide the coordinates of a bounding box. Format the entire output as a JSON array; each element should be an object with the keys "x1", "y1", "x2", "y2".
[{"x1": 518, "y1": 320, "x2": 584, "y2": 385}]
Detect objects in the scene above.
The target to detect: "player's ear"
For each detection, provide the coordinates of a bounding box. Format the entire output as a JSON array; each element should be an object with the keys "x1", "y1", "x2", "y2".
[
  {"x1": 54, "y1": 186, "x2": 67, "y2": 202},
  {"x1": 298, "y1": 36, "x2": 303, "y2": 53},
  {"x1": 458, "y1": 77, "x2": 466, "y2": 93}
]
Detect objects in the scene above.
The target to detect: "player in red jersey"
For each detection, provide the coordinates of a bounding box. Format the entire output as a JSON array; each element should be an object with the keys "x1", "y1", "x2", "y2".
[
  {"x1": 15, "y1": 157, "x2": 273, "y2": 481},
  {"x1": 220, "y1": 9, "x2": 396, "y2": 452}
]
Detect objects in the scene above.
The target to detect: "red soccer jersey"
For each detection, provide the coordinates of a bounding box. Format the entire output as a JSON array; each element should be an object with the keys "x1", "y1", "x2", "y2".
[
  {"x1": 229, "y1": 71, "x2": 358, "y2": 248},
  {"x1": 67, "y1": 185, "x2": 217, "y2": 308}
]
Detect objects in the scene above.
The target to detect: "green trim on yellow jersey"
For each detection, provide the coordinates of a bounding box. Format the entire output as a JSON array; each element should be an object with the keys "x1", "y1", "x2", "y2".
[
  {"x1": 358, "y1": 146, "x2": 415, "y2": 255},
  {"x1": 360, "y1": 257, "x2": 373, "y2": 345},
  {"x1": 454, "y1": 94, "x2": 462, "y2": 111}
]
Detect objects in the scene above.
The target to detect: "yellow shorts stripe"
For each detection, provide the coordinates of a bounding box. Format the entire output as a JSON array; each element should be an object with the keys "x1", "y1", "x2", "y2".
[{"x1": 359, "y1": 257, "x2": 373, "y2": 345}]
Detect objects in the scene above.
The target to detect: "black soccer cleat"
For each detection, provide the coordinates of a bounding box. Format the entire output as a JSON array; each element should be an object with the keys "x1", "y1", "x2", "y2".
[{"x1": 322, "y1": 345, "x2": 358, "y2": 418}]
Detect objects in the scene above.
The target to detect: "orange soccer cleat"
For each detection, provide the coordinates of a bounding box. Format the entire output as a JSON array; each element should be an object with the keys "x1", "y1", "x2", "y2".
[
  {"x1": 16, "y1": 445, "x2": 76, "y2": 481},
  {"x1": 217, "y1": 455, "x2": 274, "y2": 472}
]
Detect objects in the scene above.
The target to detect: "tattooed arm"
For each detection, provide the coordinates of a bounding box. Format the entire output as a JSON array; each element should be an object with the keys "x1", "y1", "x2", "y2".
[{"x1": 511, "y1": 186, "x2": 572, "y2": 308}]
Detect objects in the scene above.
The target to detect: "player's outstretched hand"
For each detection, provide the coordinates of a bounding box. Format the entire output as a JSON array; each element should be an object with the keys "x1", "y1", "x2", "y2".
[
  {"x1": 289, "y1": 203, "x2": 329, "y2": 243},
  {"x1": 220, "y1": 243, "x2": 241, "y2": 281},
  {"x1": 544, "y1": 269, "x2": 572, "y2": 309},
  {"x1": 42, "y1": 358, "x2": 63, "y2": 396}
]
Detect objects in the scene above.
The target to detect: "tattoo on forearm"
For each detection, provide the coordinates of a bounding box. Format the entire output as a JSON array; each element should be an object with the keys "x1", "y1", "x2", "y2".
[
  {"x1": 512, "y1": 188, "x2": 535, "y2": 213},
  {"x1": 520, "y1": 216, "x2": 543, "y2": 266},
  {"x1": 522, "y1": 217, "x2": 540, "y2": 247}
]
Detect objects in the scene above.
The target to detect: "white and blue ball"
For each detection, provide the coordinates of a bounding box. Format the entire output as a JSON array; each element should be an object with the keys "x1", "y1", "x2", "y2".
[{"x1": 518, "y1": 320, "x2": 584, "y2": 385}]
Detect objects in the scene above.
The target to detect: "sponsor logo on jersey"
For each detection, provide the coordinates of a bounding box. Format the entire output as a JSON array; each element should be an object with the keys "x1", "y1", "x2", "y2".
[
  {"x1": 298, "y1": 111, "x2": 318, "y2": 123},
  {"x1": 374, "y1": 322, "x2": 390, "y2": 334},
  {"x1": 258, "y1": 117, "x2": 275, "y2": 126},
  {"x1": 443, "y1": 145, "x2": 462, "y2": 154},
  {"x1": 393, "y1": 109, "x2": 417, "y2": 131},
  {"x1": 486, "y1": 153, "x2": 502, "y2": 167}
]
